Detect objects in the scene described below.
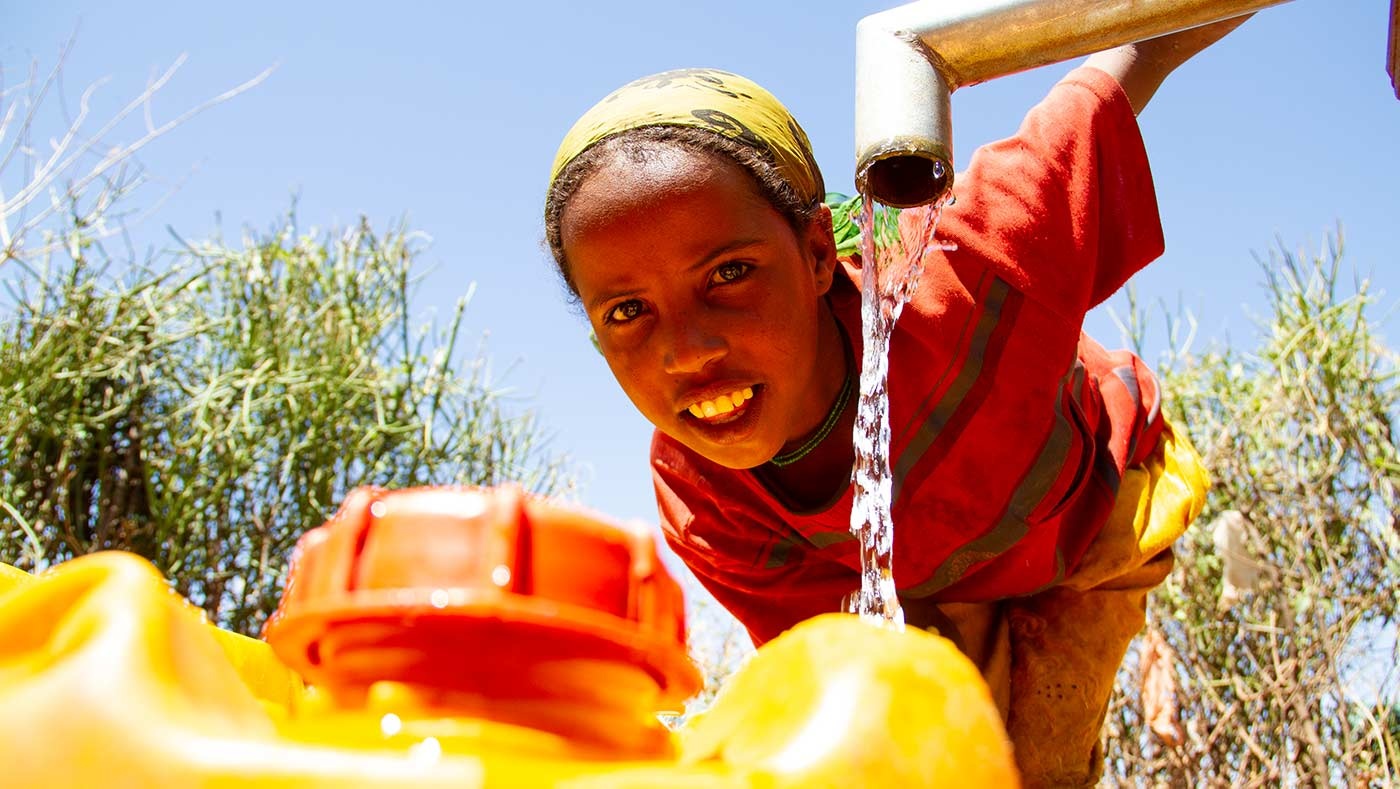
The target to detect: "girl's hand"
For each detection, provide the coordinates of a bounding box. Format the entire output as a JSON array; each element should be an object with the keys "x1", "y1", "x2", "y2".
[{"x1": 1085, "y1": 13, "x2": 1254, "y2": 115}]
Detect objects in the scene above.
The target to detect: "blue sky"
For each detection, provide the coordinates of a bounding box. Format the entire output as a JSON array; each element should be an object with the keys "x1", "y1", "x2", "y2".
[{"x1": 4, "y1": 0, "x2": 1398, "y2": 531}]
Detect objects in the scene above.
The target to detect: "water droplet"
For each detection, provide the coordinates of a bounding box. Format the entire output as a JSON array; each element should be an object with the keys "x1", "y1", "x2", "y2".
[
  {"x1": 430, "y1": 588, "x2": 450, "y2": 608},
  {"x1": 380, "y1": 712, "x2": 403, "y2": 737},
  {"x1": 491, "y1": 565, "x2": 512, "y2": 587},
  {"x1": 369, "y1": 501, "x2": 386, "y2": 518}
]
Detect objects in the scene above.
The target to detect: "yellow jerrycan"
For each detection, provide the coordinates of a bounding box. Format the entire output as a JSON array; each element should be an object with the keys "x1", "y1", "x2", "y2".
[{"x1": 0, "y1": 485, "x2": 1018, "y2": 787}]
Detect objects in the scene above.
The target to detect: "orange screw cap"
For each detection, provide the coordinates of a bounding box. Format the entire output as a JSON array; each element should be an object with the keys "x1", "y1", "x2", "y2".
[{"x1": 264, "y1": 485, "x2": 701, "y2": 709}]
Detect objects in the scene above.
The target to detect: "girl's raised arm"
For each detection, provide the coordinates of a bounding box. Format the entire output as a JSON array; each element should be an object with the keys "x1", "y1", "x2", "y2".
[{"x1": 1084, "y1": 14, "x2": 1253, "y2": 115}]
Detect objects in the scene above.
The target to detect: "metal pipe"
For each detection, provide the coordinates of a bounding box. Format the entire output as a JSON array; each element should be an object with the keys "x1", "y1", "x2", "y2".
[{"x1": 855, "y1": 0, "x2": 1291, "y2": 208}]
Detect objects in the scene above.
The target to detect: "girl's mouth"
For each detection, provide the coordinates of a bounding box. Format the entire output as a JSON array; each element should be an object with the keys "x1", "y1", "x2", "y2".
[
  {"x1": 678, "y1": 384, "x2": 766, "y2": 455},
  {"x1": 684, "y1": 386, "x2": 754, "y2": 423}
]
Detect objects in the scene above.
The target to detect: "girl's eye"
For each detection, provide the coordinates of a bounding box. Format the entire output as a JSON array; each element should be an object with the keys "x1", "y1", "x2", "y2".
[
  {"x1": 605, "y1": 299, "x2": 646, "y2": 324},
  {"x1": 711, "y1": 261, "x2": 751, "y2": 285}
]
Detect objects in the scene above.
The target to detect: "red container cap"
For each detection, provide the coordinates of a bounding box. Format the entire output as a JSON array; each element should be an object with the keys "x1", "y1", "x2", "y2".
[{"x1": 264, "y1": 485, "x2": 701, "y2": 708}]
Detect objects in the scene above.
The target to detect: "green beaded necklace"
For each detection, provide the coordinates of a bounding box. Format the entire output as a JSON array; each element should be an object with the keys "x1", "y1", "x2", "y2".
[{"x1": 768, "y1": 331, "x2": 856, "y2": 468}]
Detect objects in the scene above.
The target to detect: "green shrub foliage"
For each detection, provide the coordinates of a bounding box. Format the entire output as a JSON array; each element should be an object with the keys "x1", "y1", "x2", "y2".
[
  {"x1": 0, "y1": 213, "x2": 570, "y2": 635},
  {"x1": 1099, "y1": 233, "x2": 1399, "y2": 786}
]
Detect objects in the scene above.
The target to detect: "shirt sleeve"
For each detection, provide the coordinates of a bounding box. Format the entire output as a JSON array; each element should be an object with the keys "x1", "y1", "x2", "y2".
[
  {"x1": 932, "y1": 65, "x2": 1165, "y2": 323},
  {"x1": 652, "y1": 447, "x2": 855, "y2": 647}
]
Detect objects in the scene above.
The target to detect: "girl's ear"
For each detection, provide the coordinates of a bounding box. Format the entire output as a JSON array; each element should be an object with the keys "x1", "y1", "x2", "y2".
[{"x1": 805, "y1": 203, "x2": 839, "y2": 296}]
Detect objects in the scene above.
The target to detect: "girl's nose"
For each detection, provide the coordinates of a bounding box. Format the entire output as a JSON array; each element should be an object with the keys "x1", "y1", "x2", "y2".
[{"x1": 661, "y1": 317, "x2": 727, "y2": 375}]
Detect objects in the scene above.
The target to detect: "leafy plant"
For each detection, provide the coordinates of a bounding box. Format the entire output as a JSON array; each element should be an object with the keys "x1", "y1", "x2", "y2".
[
  {"x1": 827, "y1": 191, "x2": 901, "y2": 258},
  {"x1": 0, "y1": 212, "x2": 572, "y2": 635},
  {"x1": 0, "y1": 45, "x2": 570, "y2": 636},
  {"x1": 1101, "y1": 232, "x2": 1398, "y2": 786}
]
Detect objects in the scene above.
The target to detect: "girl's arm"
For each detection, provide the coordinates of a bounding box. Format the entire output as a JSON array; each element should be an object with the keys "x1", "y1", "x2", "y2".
[{"x1": 1084, "y1": 14, "x2": 1253, "y2": 115}]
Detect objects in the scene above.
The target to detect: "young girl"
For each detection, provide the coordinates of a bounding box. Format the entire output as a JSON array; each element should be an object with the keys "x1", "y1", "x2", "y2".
[{"x1": 544, "y1": 17, "x2": 1247, "y2": 787}]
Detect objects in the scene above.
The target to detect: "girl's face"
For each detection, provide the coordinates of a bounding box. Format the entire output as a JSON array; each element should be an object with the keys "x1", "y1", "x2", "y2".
[{"x1": 560, "y1": 146, "x2": 843, "y2": 469}]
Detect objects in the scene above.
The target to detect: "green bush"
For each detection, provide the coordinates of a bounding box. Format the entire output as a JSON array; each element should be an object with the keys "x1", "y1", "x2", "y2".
[
  {"x1": 1101, "y1": 232, "x2": 1398, "y2": 786},
  {"x1": 0, "y1": 211, "x2": 571, "y2": 635}
]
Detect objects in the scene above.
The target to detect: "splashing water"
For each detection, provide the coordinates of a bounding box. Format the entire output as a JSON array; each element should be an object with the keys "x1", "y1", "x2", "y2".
[{"x1": 847, "y1": 171, "x2": 956, "y2": 627}]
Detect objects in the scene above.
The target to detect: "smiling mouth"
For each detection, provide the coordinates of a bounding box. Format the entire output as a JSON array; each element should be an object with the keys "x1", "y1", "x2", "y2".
[{"x1": 684, "y1": 387, "x2": 755, "y2": 421}]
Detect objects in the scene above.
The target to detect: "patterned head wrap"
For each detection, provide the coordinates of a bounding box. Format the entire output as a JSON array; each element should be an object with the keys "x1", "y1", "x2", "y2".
[{"x1": 549, "y1": 68, "x2": 824, "y2": 205}]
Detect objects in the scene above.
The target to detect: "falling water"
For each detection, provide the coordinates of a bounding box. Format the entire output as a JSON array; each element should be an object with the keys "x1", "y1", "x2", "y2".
[{"x1": 847, "y1": 167, "x2": 955, "y2": 627}]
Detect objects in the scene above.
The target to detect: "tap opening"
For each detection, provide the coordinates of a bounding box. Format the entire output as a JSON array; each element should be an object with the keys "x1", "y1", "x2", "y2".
[{"x1": 859, "y1": 152, "x2": 952, "y2": 209}]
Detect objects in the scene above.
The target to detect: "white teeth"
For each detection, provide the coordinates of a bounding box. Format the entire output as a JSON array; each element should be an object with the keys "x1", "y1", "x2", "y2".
[{"x1": 687, "y1": 388, "x2": 754, "y2": 419}]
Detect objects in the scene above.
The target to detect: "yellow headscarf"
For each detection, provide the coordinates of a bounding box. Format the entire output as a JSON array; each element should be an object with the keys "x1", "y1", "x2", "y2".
[{"x1": 549, "y1": 68, "x2": 824, "y2": 205}]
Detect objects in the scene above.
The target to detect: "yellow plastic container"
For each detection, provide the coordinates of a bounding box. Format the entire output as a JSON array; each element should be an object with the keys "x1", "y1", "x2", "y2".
[{"x1": 0, "y1": 486, "x2": 1019, "y2": 787}]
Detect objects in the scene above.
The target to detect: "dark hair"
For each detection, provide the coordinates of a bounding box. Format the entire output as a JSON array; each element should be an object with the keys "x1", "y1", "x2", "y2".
[{"x1": 543, "y1": 125, "x2": 822, "y2": 300}]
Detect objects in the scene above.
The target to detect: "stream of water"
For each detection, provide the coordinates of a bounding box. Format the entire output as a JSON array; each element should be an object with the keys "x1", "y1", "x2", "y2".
[{"x1": 846, "y1": 180, "x2": 955, "y2": 627}]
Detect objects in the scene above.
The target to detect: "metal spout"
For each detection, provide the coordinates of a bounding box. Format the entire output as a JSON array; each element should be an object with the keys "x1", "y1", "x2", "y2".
[{"x1": 855, "y1": 0, "x2": 1291, "y2": 208}]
